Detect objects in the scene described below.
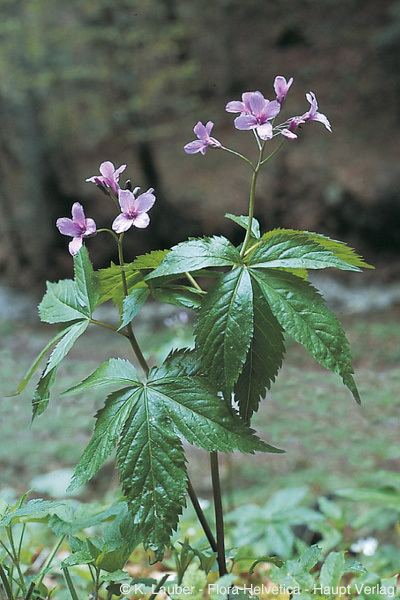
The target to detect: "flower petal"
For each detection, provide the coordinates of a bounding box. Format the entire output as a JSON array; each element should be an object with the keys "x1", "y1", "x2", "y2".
[
  {"x1": 71, "y1": 202, "x2": 86, "y2": 226},
  {"x1": 226, "y1": 100, "x2": 245, "y2": 113},
  {"x1": 99, "y1": 161, "x2": 116, "y2": 178},
  {"x1": 274, "y1": 76, "x2": 293, "y2": 103},
  {"x1": 234, "y1": 115, "x2": 258, "y2": 130},
  {"x1": 262, "y1": 100, "x2": 281, "y2": 121},
  {"x1": 134, "y1": 191, "x2": 156, "y2": 214},
  {"x1": 314, "y1": 112, "x2": 332, "y2": 132},
  {"x1": 84, "y1": 218, "x2": 97, "y2": 235},
  {"x1": 69, "y1": 237, "x2": 83, "y2": 256},
  {"x1": 281, "y1": 128, "x2": 298, "y2": 139},
  {"x1": 112, "y1": 213, "x2": 134, "y2": 233},
  {"x1": 114, "y1": 164, "x2": 127, "y2": 178},
  {"x1": 256, "y1": 122, "x2": 273, "y2": 140},
  {"x1": 305, "y1": 91, "x2": 318, "y2": 116},
  {"x1": 56, "y1": 218, "x2": 82, "y2": 237},
  {"x1": 248, "y1": 91, "x2": 266, "y2": 117},
  {"x1": 193, "y1": 121, "x2": 208, "y2": 140},
  {"x1": 133, "y1": 213, "x2": 150, "y2": 228},
  {"x1": 184, "y1": 140, "x2": 205, "y2": 154},
  {"x1": 205, "y1": 121, "x2": 214, "y2": 135},
  {"x1": 118, "y1": 189, "x2": 136, "y2": 213}
]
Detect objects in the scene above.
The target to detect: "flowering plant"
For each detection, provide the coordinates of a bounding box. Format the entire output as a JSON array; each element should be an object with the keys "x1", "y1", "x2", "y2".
[{"x1": 14, "y1": 76, "x2": 372, "y2": 573}]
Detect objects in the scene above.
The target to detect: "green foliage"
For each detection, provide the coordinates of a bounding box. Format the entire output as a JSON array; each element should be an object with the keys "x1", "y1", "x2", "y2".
[
  {"x1": 249, "y1": 232, "x2": 364, "y2": 271},
  {"x1": 261, "y1": 229, "x2": 374, "y2": 270},
  {"x1": 225, "y1": 214, "x2": 260, "y2": 239},
  {"x1": 97, "y1": 262, "x2": 142, "y2": 307},
  {"x1": 20, "y1": 248, "x2": 101, "y2": 418},
  {"x1": 227, "y1": 488, "x2": 323, "y2": 559},
  {"x1": 251, "y1": 269, "x2": 360, "y2": 403},
  {"x1": 119, "y1": 287, "x2": 149, "y2": 330},
  {"x1": 146, "y1": 236, "x2": 240, "y2": 280},
  {"x1": 195, "y1": 267, "x2": 254, "y2": 397},
  {"x1": 66, "y1": 358, "x2": 277, "y2": 556},
  {"x1": 152, "y1": 284, "x2": 204, "y2": 310},
  {"x1": 234, "y1": 279, "x2": 285, "y2": 422}
]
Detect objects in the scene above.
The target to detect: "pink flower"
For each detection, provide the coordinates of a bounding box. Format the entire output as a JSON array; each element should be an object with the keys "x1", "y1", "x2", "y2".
[
  {"x1": 280, "y1": 116, "x2": 305, "y2": 140},
  {"x1": 226, "y1": 91, "x2": 281, "y2": 140},
  {"x1": 279, "y1": 92, "x2": 331, "y2": 140},
  {"x1": 301, "y1": 92, "x2": 332, "y2": 132},
  {"x1": 86, "y1": 161, "x2": 127, "y2": 194},
  {"x1": 56, "y1": 203, "x2": 96, "y2": 256},
  {"x1": 274, "y1": 76, "x2": 293, "y2": 104},
  {"x1": 184, "y1": 121, "x2": 222, "y2": 155},
  {"x1": 225, "y1": 92, "x2": 254, "y2": 114},
  {"x1": 112, "y1": 188, "x2": 156, "y2": 233}
]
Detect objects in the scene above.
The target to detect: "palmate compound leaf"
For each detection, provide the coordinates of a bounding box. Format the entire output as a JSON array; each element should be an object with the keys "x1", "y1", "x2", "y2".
[
  {"x1": 194, "y1": 266, "x2": 254, "y2": 396},
  {"x1": 251, "y1": 268, "x2": 360, "y2": 403},
  {"x1": 146, "y1": 236, "x2": 240, "y2": 281},
  {"x1": 248, "y1": 232, "x2": 363, "y2": 272},
  {"x1": 261, "y1": 229, "x2": 373, "y2": 270},
  {"x1": 234, "y1": 278, "x2": 285, "y2": 423},
  {"x1": 27, "y1": 248, "x2": 99, "y2": 416},
  {"x1": 66, "y1": 359, "x2": 281, "y2": 556}
]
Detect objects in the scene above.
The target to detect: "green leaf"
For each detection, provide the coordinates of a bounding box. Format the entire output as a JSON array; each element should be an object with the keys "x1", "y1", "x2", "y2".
[
  {"x1": 44, "y1": 320, "x2": 89, "y2": 375},
  {"x1": 119, "y1": 288, "x2": 149, "y2": 330},
  {"x1": 145, "y1": 370, "x2": 275, "y2": 454},
  {"x1": 146, "y1": 236, "x2": 240, "y2": 280},
  {"x1": 115, "y1": 370, "x2": 279, "y2": 555},
  {"x1": 156, "y1": 348, "x2": 201, "y2": 378},
  {"x1": 39, "y1": 280, "x2": 89, "y2": 323},
  {"x1": 235, "y1": 278, "x2": 285, "y2": 422},
  {"x1": 32, "y1": 368, "x2": 58, "y2": 419},
  {"x1": 62, "y1": 358, "x2": 140, "y2": 395},
  {"x1": 252, "y1": 269, "x2": 360, "y2": 403},
  {"x1": 69, "y1": 388, "x2": 138, "y2": 490},
  {"x1": 249, "y1": 232, "x2": 362, "y2": 271},
  {"x1": 152, "y1": 284, "x2": 203, "y2": 310},
  {"x1": 97, "y1": 262, "x2": 142, "y2": 306},
  {"x1": 116, "y1": 385, "x2": 188, "y2": 555},
  {"x1": 14, "y1": 326, "x2": 73, "y2": 394},
  {"x1": 195, "y1": 267, "x2": 253, "y2": 395},
  {"x1": 320, "y1": 551, "x2": 345, "y2": 591},
  {"x1": 225, "y1": 213, "x2": 260, "y2": 238},
  {"x1": 131, "y1": 249, "x2": 169, "y2": 270},
  {"x1": 262, "y1": 229, "x2": 373, "y2": 270},
  {"x1": 39, "y1": 248, "x2": 99, "y2": 323},
  {"x1": 73, "y1": 246, "x2": 100, "y2": 313}
]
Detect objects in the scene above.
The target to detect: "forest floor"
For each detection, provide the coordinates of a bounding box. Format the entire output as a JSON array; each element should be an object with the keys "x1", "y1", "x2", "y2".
[{"x1": 1, "y1": 297, "x2": 399, "y2": 504}]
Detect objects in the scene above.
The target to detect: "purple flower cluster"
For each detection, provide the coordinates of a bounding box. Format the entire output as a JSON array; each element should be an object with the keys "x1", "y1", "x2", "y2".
[
  {"x1": 184, "y1": 75, "x2": 331, "y2": 154},
  {"x1": 57, "y1": 161, "x2": 156, "y2": 255}
]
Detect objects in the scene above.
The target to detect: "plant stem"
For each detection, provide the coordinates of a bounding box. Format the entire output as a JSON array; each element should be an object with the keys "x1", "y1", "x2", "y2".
[
  {"x1": 185, "y1": 272, "x2": 202, "y2": 292},
  {"x1": 6, "y1": 527, "x2": 26, "y2": 594},
  {"x1": 240, "y1": 143, "x2": 265, "y2": 258},
  {"x1": 117, "y1": 233, "x2": 149, "y2": 376},
  {"x1": 210, "y1": 452, "x2": 227, "y2": 576},
  {"x1": 187, "y1": 480, "x2": 217, "y2": 552},
  {"x1": 149, "y1": 573, "x2": 170, "y2": 600},
  {"x1": 220, "y1": 147, "x2": 255, "y2": 171},
  {"x1": 23, "y1": 582, "x2": 35, "y2": 600},
  {"x1": 36, "y1": 535, "x2": 65, "y2": 588},
  {"x1": 0, "y1": 565, "x2": 14, "y2": 600},
  {"x1": 62, "y1": 567, "x2": 79, "y2": 600}
]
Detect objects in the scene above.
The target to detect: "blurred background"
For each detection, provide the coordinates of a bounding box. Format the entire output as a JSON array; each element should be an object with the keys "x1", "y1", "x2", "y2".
[{"x1": 0, "y1": 0, "x2": 399, "y2": 560}]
